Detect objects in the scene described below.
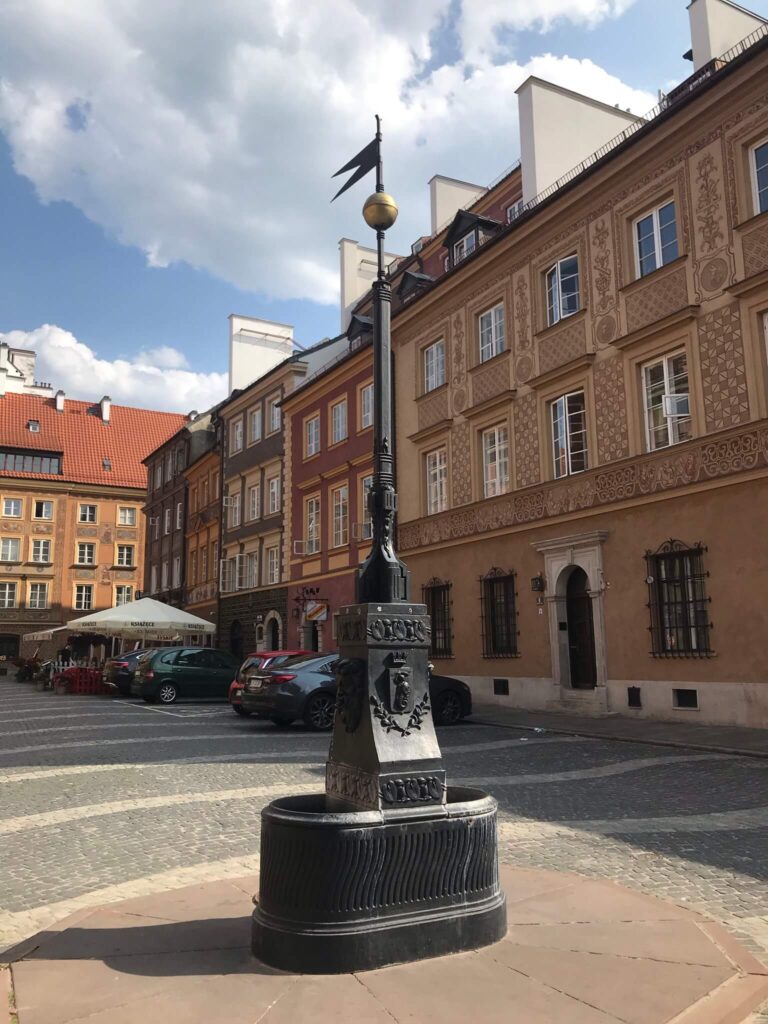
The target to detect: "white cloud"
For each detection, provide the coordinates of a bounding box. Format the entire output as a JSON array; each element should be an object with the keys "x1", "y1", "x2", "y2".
[
  {"x1": 0, "y1": 325, "x2": 227, "y2": 414},
  {"x1": 135, "y1": 345, "x2": 190, "y2": 370},
  {"x1": 0, "y1": 0, "x2": 648, "y2": 308}
]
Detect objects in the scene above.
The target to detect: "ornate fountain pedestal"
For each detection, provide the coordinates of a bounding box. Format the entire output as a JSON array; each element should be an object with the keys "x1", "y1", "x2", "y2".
[{"x1": 251, "y1": 603, "x2": 506, "y2": 973}]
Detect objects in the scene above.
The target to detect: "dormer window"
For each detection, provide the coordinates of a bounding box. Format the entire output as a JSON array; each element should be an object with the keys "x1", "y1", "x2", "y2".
[
  {"x1": 27, "y1": 420, "x2": 40, "y2": 433},
  {"x1": 453, "y1": 231, "x2": 477, "y2": 265},
  {"x1": 102, "y1": 457, "x2": 112, "y2": 471}
]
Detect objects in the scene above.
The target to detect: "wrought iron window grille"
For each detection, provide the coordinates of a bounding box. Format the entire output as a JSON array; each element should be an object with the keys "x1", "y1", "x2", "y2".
[
  {"x1": 479, "y1": 568, "x2": 519, "y2": 658},
  {"x1": 422, "y1": 577, "x2": 453, "y2": 658},
  {"x1": 645, "y1": 539, "x2": 713, "y2": 658}
]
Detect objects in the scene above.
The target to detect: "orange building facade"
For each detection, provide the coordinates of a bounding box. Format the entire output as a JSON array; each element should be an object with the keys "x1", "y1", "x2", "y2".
[{"x1": 0, "y1": 392, "x2": 185, "y2": 661}]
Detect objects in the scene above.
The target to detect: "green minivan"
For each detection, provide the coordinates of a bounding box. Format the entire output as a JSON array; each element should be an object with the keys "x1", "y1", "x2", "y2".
[{"x1": 133, "y1": 647, "x2": 240, "y2": 704}]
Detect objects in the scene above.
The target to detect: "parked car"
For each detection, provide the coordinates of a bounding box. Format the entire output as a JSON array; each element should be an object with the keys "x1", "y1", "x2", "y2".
[
  {"x1": 103, "y1": 649, "x2": 152, "y2": 697},
  {"x1": 229, "y1": 650, "x2": 311, "y2": 716},
  {"x1": 240, "y1": 654, "x2": 472, "y2": 731},
  {"x1": 133, "y1": 647, "x2": 241, "y2": 704}
]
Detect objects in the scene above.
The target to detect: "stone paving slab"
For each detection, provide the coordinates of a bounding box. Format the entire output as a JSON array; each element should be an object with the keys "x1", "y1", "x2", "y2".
[
  {"x1": 8, "y1": 866, "x2": 768, "y2": 1024},
  {"x1": 472, "y1": 704, "x2": 768, "y2": 758}
]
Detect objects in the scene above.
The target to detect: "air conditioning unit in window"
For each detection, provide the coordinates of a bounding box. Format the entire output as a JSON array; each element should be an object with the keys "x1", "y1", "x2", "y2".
[
  {"x1": 662, "y1": 394, "x2": 690, "y2": 417},
  {"x1": 352, "y1": 522, "x2": 373, "y2": 542},
  {"x1": 293, "y1": 540, "x2": 308, "y2": 555},
  {"x1": 222, "y1": 496, "x2": 239, "y2": 508},
  {"x1": 148, "y1": 517, "x2": 159, "y2": 526}
]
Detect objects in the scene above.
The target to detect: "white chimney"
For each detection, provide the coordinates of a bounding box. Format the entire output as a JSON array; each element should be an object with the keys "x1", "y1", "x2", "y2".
[
  {"x1": 100, "y1": 395, "x2": 111, "y2": 423},
  {"x1": 339, "y1": 238, "x2": 403, "y2": 331},
  {"x1": 516, "y1": 77, "x2": 643, "y2": 204},
  {"x1": 55, "y1": 389, "x2": 65, "y2": 412},
  {"x1": 228, "y1": 315, "x2": 295, "y2": 393},
  {"x1": 428, "y1": 175, "x2": 486, "y2": 235},
  {"x1": 688, "y1": 0, "x2": 766, "y2": 71}
]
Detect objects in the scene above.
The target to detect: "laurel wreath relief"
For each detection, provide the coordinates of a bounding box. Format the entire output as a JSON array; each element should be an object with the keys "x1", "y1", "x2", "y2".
[{"x1": 370, "y1": 692, "x2": 431, "y2": 736}]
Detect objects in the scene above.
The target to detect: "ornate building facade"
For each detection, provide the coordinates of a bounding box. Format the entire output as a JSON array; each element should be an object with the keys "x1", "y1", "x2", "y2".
[{"x1": 377, "y1": 23, "x2": 768, "y2": 727}]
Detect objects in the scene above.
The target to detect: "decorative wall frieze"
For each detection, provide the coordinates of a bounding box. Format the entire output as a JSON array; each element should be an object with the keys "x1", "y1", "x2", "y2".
[
  {"x1": 513, "y1": 392, "x2": 541, "y2": 489},
  {"x1": 537, "y1": 317, "x2": 588, "y2": 375},
  {"x1": 417, "y1": 388, "x2": 450, "y2": 431},
  {"x1": 471, "y1": 356, "x2": 511, "y2": 407},
  {"x1": 741, "y1": 218, "x2": 768, "y2": 278},
  {"x1": 451, "y1": 421, "x2": 472, "y2": 507},
  {"x1": 594, "y1": 357, "x2": 629, "y2": 464},
  {"x1": 698, "y1": 301, "x2": 750, "y2": 431},
  {"x1": 398, "y1": 421, "x2": 768, "y2": 551},
  {"x1": 624, "y1": 263, "x2": 689, "y2": 333}
]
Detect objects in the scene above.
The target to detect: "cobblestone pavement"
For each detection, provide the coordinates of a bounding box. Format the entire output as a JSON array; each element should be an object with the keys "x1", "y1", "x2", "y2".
[{"x1": 2, "y1": 679, "x2": 767, "y2": 985}]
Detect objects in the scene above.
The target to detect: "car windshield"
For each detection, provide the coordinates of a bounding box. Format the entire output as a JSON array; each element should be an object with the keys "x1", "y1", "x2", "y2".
[{"x1": 267, "y1": 653, "x2": 334, "y2": 670}]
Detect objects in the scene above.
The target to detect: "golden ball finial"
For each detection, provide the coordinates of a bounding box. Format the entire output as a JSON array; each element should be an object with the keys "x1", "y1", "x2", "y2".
[{"x1": 363, "y1": 191, "x2": 398, "y2": 231}]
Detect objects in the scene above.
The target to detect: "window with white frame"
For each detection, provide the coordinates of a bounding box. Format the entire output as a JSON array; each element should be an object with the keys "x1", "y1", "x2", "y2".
[
  {"x1": 175, "y1": 502, "x2": 183, "y2": 530},
  {"x1": 479, "y1": 304, "x2": 505, "y2": 363},
  {"x1": 423, "y1": 339, "x2": 445, "y2": 393},
  {"x1": 634, "y1": 200, "x2": 678, "y2": 278},
  {"x1": 331, "y1": 399, "x2": 348, "y2": 444},
  {"x1": 201, "y1": 479, "x2": 208, "y2": 507},
  {"x1": 249, "y1": 406, "x2": 262, "y2": 444},
  {"x1": 360, "y1": 384, "x2": 373, "y2": 429},
  {"x1": 164, "y1": 508, "x2": 171, "y2": 534},
  {"x1": 267, "y1": 475, "x2": 280, "y2": 515},
  {"x1": 115, "y1": 585, "x2": 133, "y2": 606},
  {"x1": 482, "y1": 425, "x2": 510, "y2": 498},
  {"x1": 34, "y1": 500, "x2": 53, "y2": 520},
  {"x1": 0, "y1": 537, "x2": 20, "y2": 562},
  {"x1": 165, "y1": 453, "x2": 174, "y2": 481},
  {"x1": 305, "y1": 495, "x2": 321, "y2": 554},
  {"x1": 153, "y1": 464, "x2": 162, "y2": 490},
  {"x1": 546, "y1": 254, "x2": 580, "y2": 326},
  {"x1": 245, "y1": 551, "x2": 258, "y2": 588},
  {"x1": 425, "y1": 447, "x2": 448, "y2": 515},
  {"x1": 230, "y1": 419, "x2": 243, "y2": 454},
  {"x1": 752, "y1": 138, "x2": 768, "y2": 215},
  {"x1": 77, "y1": 542, "x2": 95, "y2": 565},
  {"x1": 173, "y1": 556, "x2": 181, "y2": 587},
  {"x1": 116, "y1": 544, "x2": 134, "y2": 567},
  {"x1": 551, "y1": 390, "x2": 588, "y2": 478},
  {"x1": 332, "y1": 485, "x2": 349, "y2": 547},
  {"x1": 201, "y1": 544, "x2": 209, "y2": 580},
  {"x1": 306, "y1": 415, "x2": 321, "y2": 457},
  {"x1": 151, "y1": 565, "x2": 158, "y2": 592},
  {"x1": 229, "y1": 492, "x2": 241, "y2": 528},
  {"x1": 453, "y1": 231, "x2": 476, "y2": 264},
  {"x1": 153, "y1": 517, "x2": 160, "y2": 540},
  {"x1": 266, "y1": 545, "x2": 280, "y2": 585},
  {"x1": 29, "y1": 582, "x2": 48, "y2": 609},
  {"x1": 249, "y1": 483, "x2": 261, "y2": 520},
  {"x1": 0, "y1": 582, "x2": 17, "y2": 609},
  {"x1": 2, "y1": 498, "x2": 22, "y2": 518},
  {"x1": 32, "y1": 539, "x2": 50, "y2": 563},
  {"x1": 79, "y1": 503, "x2": 97, "y2": 523},
  {"x1": 267, "y1": 394, "x2": 281, "y2": 434},
  {"x1": 643, "y1": 351, "x2": 691, "y2": 451},
  {"x1": 118, "y1": 506, "x2": 136, "y2": 526},
  {"x1": 75, "y1": 584, "x2": 93, "y2": 611},
  {"x1": 161, "y1": 561, "x2": 169, "y2": 588},
  {"x1": 361, "y1": 475, "x2": 373, "y2": 540}
]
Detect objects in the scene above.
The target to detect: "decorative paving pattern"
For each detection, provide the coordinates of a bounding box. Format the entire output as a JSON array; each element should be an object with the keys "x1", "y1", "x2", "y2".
[
  {"x1": 593, "y1": 357, "x2": 629, "y2": 464},
  {"x1": 699, "y1": 301, "x2": 750, "y2": 432}
]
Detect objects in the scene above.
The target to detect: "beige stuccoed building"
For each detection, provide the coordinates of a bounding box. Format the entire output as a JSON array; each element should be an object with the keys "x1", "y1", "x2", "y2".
[{"x1": 373, "y1": 2, "x2": 768, "y2": 728}]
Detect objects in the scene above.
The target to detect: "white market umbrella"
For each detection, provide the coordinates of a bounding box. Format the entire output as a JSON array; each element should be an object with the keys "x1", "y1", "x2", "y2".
[{"x1": 65, "y1": 597, "x2": 215, "y2": 641}]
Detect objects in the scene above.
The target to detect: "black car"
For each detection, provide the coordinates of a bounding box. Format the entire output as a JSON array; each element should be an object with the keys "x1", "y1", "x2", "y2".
[
  {"x1": 240, "y1": 653, "x2": 472, "y2": 730},
  {"x1": 103, "y1": 649, "x2": 152, "y2": 697}
]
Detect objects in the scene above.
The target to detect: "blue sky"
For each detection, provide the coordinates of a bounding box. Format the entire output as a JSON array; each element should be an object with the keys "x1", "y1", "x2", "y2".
[{"x1": 0, "y1": 0, "x2": 761, "y2": 410}]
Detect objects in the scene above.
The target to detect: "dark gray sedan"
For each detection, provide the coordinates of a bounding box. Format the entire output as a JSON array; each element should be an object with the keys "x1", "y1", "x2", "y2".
[{"x1": 240, "y1": 653, "x2": 472, "y2": 731}]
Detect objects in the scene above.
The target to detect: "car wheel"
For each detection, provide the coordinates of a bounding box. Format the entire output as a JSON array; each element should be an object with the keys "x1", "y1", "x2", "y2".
[
  {"x1": 304, "y1": 691, "x2": 335, "y2": 732},
  {"x1": 270, "y1": 715, "x2": 294, "y2": 727},
  {"x1": 434, "y1": 690, "x2": 462, "y2": 726},
  {"x1": 157, "y1": 682, "x2": 178, "y2": 705},
  {"x1": 233, "y1": 705, "x2": 251, "y2": 717}
]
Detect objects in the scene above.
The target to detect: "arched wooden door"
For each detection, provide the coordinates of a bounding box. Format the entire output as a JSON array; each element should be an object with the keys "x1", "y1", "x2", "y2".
[{"x1": 566, "y1": 567, "x2": 596, "y2": 689}]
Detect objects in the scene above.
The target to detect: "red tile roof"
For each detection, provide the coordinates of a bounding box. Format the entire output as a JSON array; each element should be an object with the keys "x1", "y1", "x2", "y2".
[{"x1": 0, "y1": 393, "x2": 187, "y2": 489}]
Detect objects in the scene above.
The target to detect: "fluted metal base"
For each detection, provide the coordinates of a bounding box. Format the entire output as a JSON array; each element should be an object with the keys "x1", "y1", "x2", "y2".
[{"x1": 252, "y1": 787, "x2": 507, "y2": 974}]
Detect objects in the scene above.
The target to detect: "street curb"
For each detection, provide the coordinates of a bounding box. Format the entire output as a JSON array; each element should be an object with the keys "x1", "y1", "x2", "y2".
[{"x1": 471, "y1": 714, "x2": 768, "y2": 761}]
